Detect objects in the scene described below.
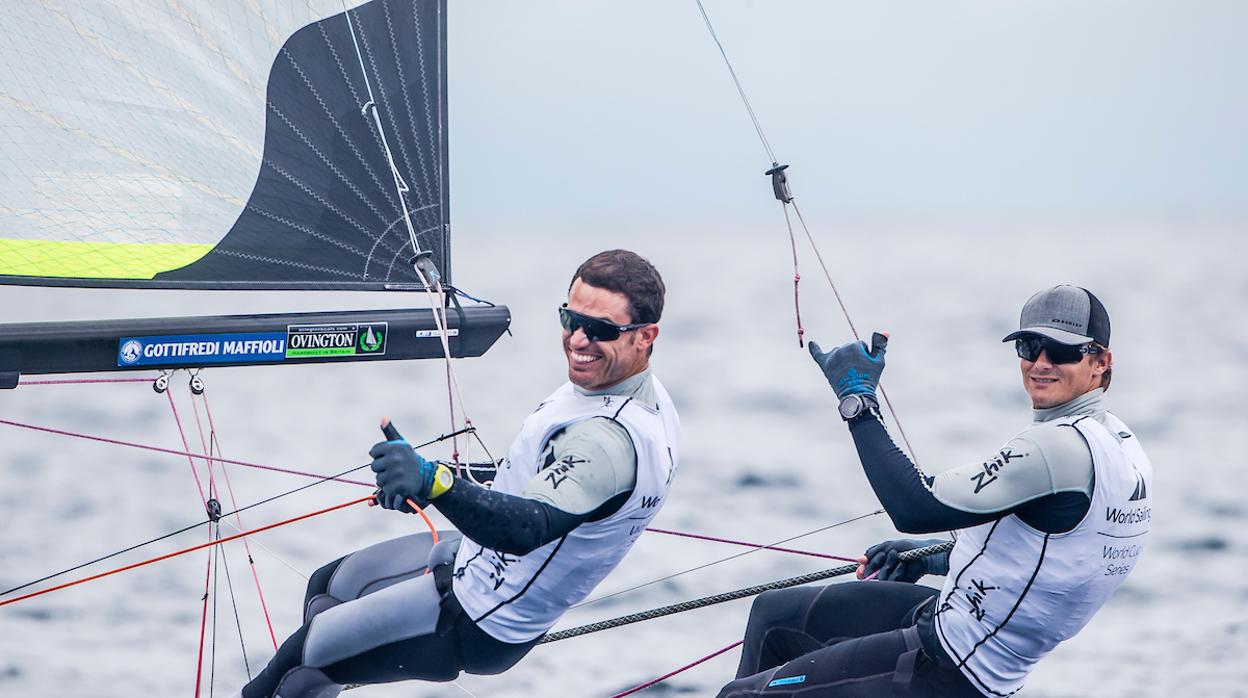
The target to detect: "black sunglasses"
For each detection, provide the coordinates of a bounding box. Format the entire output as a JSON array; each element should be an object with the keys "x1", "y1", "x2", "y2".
[
  {"x1": 559, "y1": 305, "x2": 650, "y2": 342},
  {"x1": 1015, "y1": 335, "x2": 1102, "y2": 364}
]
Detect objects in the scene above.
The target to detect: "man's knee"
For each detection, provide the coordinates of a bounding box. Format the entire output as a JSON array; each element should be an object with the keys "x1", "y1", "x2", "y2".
[
  {"x1": 746, "y1": 588, "x2": 806, "y2": 634},
  {"x1": 304, "y1": 557, "x2": 346, "y2": 622},
  {"x1": 273, "y1": 666, "x2": 340, "y2": 698},
  {"x1": 716, "y1": 674, "x2": 766, "y2": 698}
]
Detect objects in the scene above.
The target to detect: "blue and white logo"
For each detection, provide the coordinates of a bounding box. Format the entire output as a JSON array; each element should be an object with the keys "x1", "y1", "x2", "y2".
[
  {"x1": 767, "y1": 675, "x2": 807, "y2": 688},
  {"x1": 119, "y1": 340, "x2": 143, "y2": 365},
  {"x1": 116, "y1": 333, "x2": 287, "y2": 367}
]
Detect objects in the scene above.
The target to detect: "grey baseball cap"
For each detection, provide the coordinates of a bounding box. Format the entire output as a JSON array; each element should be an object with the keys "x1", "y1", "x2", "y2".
[{"x1": 1002, "y1": 285, "x2": 1110, "y2": 347}]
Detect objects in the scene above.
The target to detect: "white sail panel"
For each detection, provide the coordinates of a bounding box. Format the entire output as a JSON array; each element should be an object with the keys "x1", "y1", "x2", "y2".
[{"x1": 0, "y1": 0, "x2": 449, "y2": 288}]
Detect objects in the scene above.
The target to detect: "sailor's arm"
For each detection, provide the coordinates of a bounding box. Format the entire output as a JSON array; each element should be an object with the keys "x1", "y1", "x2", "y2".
[
  {"x1": 435, "y1": 418, "x2": 636, "y2": 555},
  {"x1": 847, "y1": 415, "x2": 998, "y2": 533},
  {"x1": 808, "y1": 334, "x2": 1095, "y2": 535},
  {"x1": 848, "y1": 416, "x2": 1093, "y2": 533}
]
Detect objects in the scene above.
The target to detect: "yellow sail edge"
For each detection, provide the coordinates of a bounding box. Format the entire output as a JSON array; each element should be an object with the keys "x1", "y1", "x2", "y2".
[{"x1": 0, "y1": 239, "x2": 214, "y2": 279}]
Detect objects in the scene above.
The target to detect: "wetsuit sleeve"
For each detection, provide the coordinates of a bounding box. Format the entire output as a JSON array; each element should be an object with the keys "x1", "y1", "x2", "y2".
[
  {"x1": 928, "y1": 424, "x2": 1094, "y2": 513},
  {"x1": 432, "y1": 482, "x2": 586, "y2": 556},
  {"x1": 432, "y1": 418, "x2": 637, "y2": 556},
  {"x1": 848, "y1": 416, "x2": 1095, "y2": 534},
  {"x1": 519, "y1": 417, "x2": 637, "y2": 515}
]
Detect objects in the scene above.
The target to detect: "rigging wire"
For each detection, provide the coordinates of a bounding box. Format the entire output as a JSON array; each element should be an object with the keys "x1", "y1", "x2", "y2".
[
  {"x1": 544, "y1": 542, "x2": 953, "y2": 644},
  {"x1": 609, "y1": 640, "x2": 743, "y2": 698},
  {"x1": 0, "y1": 496, "x2": 377, "y2": 610},
  {"x1": 193, "y1": 528, "x2": 213, "y2": 698},
  {"x1": 695, "y1": 0, "x2": 777, "y2": 164},
  {"x1": 16, "y1": 377, "x2": 154, "y2": 386},
  {"x1": 694, "y1": 0, "x2": 921, "y2": 465},
  {"x1": 645, "y1": 527, "x2": 857, "y2": 563},
  {"x1": 0, "y1": 426, "x2": 472, "y2": 599},
  {"x1": 216, "y1": 530, "x2": 253, "y2": 681},
  {"x1": 165, "y1": 387, "x2": 213, "y2": 508},
  {"x1": 198, "y1": 391, "x2": 279, "y2": 650},
  {"x1": 573, "y1": 509, "x2": 884, "y2": 611},
  {"x1": 209, "y1": 529, "x2": 222, "y2": 698},
  {"x1": 0, "y1": 418, "x2": 374, "y2": 487},
  {"x1": 341, "y1": 0, "x2": 487, "y2": 484}
]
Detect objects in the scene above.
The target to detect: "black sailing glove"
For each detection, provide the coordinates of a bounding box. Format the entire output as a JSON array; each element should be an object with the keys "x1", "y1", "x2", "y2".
[
  {"x1": 808, "y1": 332, "x2": 888, "y2": 399},
  {"x1": 862, "y1": 538, "x2": 950, "y2": 582},
  {"x1": 369, "y1": 421, "x2": 453, "y2": 513}
]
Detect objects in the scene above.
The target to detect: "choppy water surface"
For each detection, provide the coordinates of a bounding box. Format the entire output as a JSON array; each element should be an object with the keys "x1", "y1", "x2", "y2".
[{"x1": 1, "y1": 223, "x2": 1245, "y2": 696}]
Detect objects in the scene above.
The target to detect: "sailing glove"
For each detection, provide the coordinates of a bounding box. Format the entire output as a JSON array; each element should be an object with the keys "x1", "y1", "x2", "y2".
[
  {"x1": 809, "y1": 332, "x2": 888, "y2": 399},
  {"x1": 370, "y1": 421, "x2": 453, "y2": 513},
  {"x1": 860, "y1": 538, "x2": 950, "y2": 582}
]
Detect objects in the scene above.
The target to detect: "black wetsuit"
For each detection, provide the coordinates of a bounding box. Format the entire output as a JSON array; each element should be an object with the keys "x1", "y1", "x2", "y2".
[{"x1": 717, "y1": 407, "x2": 1095, "y2": 697}]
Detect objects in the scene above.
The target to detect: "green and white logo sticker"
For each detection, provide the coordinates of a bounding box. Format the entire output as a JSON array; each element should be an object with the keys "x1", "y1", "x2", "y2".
[{"x1": 286, "y1": 323, "x2": 387, "y2": 359}]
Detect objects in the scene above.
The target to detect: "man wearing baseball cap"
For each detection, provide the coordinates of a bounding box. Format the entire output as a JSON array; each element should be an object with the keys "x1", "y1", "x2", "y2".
[{"x1": 717, "y1": 285, "x2": 1153, "y2": 697}]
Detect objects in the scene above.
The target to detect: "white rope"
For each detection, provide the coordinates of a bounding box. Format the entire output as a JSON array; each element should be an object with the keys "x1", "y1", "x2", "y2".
[{"x1": 220, "y1": 520, "x2": 310, "y2": 581}]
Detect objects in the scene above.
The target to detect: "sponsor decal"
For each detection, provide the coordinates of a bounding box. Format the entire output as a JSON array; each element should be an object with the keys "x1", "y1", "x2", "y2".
[
  {"x1": 117, "y1": 333, "x2": 287, "y2": 367},
  {"x1": 542, "y1": 454, "x2": 586, "y2": 489},
  {"x1": 285, "y1": 323, "x2": 387, "y2": 359},
  {"x1": 1104, "y1": 544, "x2": 1143, "y2": 576},
  {"x1": 1128, "y1": 467, "x2": 1148, "y2": 501},
  {"x1": 414, "y1": 328, "x2": 459, "y2": 338},
  {"x1": 1102, "y1": 544, "x2": 1142, "y2": 561},
  {"x1": 970, "y1": 448, "x2": 1026, "y2": 494},
  {"x1": 1106, "y1": 505, "x2": 1151, "y2": 525},
  {"x1": 964, "y1": 578, "x2": 998, "y2": 622},
  {"x1": 767, "y1": 675, "x2": 807, "y2": 688}
]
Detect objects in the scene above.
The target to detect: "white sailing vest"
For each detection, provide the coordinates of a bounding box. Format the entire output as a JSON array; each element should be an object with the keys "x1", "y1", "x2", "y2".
[
  {"x1": 934, "y1": 413, "x2": 1152, "y2": 696},
  {"x1": 452, "y1": 377, "x2": 680, "y2": 643}
]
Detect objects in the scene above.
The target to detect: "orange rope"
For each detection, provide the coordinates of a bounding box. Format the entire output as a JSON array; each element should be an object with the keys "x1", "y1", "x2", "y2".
[
  {"x1": 0, "y1": 496, "x2": 375, "y2": 609},
  {"x1": 411, "y1": 499, "x2": 440, "y2": 545},
  {"x1": 367, "y1": 495, "x2": 440, "y2": 545}
]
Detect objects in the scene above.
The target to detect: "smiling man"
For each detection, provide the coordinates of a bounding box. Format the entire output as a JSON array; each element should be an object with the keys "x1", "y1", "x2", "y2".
[
  {"x1": 239, "y1": 250, "x2": 679, "y2": 697},
  {"x1": 717, "y1": 285, "x2": 1153, "y2": 697}
]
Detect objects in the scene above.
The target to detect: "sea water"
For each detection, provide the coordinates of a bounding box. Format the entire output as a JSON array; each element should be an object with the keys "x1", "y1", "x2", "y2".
[{"x1": 0, "y1": 223, "x2": 1244, "y2": 697}]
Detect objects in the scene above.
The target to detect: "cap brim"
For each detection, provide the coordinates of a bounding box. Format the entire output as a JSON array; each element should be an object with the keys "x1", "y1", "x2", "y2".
[{"x1": 1002, "y1": 327, "x2": 1094, "y2": 345}]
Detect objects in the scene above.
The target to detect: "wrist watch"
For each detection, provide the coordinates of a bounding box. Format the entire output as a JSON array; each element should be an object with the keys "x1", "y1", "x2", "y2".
[
  {"x1": 429, "y1": 463, "x2": 455, "y2": 499},
  {"x1": 838, "y1": 393, "x2": 880, "y2": 422}
]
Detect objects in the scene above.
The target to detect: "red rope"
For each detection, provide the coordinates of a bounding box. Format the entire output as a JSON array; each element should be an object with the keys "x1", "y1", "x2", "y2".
[
  {"x1": 609, "y1": 640, "x2": 744, "y2": 697},
  {"x1": 200, "y1": 393, "x2": 279, "y2": 651},
  {"x1": 645, "y1": 528, "x2": 857, "y2": 563},
  {"x1": 782, "y1": 204, "x2": 805, "y2": 348},
  {"x1": 0, "y1": 418, "x2": 372, "y2": 487},
  {"x1": 0, "y1": 496, "x2": 375, "y2": 609},
  {"x1": 165, "y1": 389, "x2": 211, "y2": 506},
  {"x1": 192, "y1": 531, "x2": 213, "y2": 698}
]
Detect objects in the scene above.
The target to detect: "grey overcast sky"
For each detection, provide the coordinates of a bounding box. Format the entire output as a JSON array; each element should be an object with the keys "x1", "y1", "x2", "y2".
[{"x1": 444, "y1": 1, "x2": 1246, "y2": 231}]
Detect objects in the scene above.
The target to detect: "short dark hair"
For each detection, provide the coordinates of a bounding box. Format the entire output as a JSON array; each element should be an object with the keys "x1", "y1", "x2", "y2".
[
  {"x1": 1097, "y1": 344, "x2": 1113, "y2": 392},
  {"x1": 570, "y1": 250, "x2": 665, "y2": 324}
]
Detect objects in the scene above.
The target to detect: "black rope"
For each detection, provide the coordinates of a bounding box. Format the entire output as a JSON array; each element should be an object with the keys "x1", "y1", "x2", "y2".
[
  {"x1": 0, "y1": 427, "x2": 476, "y2": 598},
  {"x1": 573, "y1": 509, "x2": 884, "y2": 610},
  {"x1": 217, "y1": 531, "x2": 251, "y2": 680},
  {"x1": 540, "y1": 542, "x2": 953, "y2": 644}
]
